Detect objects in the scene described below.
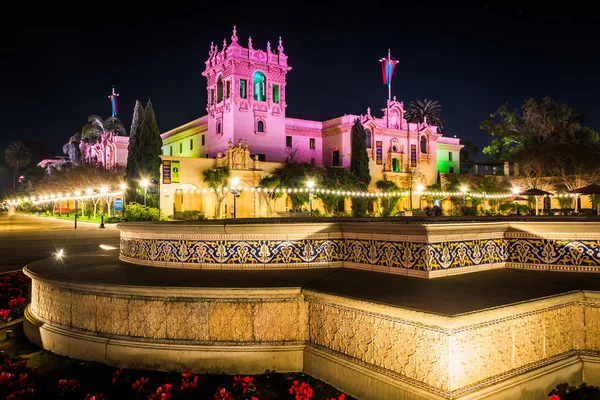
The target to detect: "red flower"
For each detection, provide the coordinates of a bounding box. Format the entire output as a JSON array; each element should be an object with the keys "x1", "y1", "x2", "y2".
[
  {"x1": 548, "y1": 396, "x2": 560, "y2": 400},
  {"x1": 214, "y1": 387, "x2": 234, "y2": 400},
  {"x1": 288, "y1": 380, "x2": 313, "y2": 400}
]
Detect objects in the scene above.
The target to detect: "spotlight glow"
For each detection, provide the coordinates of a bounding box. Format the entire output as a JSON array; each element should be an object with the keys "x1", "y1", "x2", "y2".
[
  {"x1": 99, "y1": 244, "x2": 118, "y2": 250},
  {"x1": 56, "y1": 249, "x2": 64, "y2": 257}
]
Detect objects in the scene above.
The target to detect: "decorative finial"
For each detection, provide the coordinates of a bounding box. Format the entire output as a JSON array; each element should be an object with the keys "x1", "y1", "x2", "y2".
[
  {"x1": 267, "y1": 41, "x2": 271, "y2": 53},
  {"x1": 231, "y1": 26, "x2": 238, "y2": 43},
  {"x1": 277, "y1": 36, "x2": 284, "y2": 53},
  {"x1": 214, "y1": 43, "x2": 219, "y2": 53},
  {"x1": 209, "y1": 41, "x2": 214, "y2": 57},
  {"x1": 248, "y1": 36, "x2": 253, "y2": 50},
  {"x1": 367, "y1": 107, "x2": 371, "y2": 116},
  {"x1": 393, "y1": 95, "x2": 397, "y2": 101},
  {"x1": 223, "y1": 38, "x2": 227, "y2": 50}
]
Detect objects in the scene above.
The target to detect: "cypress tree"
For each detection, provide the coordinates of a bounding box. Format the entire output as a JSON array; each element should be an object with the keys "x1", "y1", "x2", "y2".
[
  {"x1": 125, "y1": 100, "x2": 145, "y2": 185},
  {"x1": 350, "y1": 118, "x2": 371, "y2": 216},
  {"x1": 138, "y1": 99, "x2": 162, "y2": 181}
]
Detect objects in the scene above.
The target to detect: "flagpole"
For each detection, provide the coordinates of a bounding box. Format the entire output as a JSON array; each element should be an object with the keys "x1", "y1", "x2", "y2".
[{"x1": 387, "y1": 48, "x2": 391, "y2": 102}]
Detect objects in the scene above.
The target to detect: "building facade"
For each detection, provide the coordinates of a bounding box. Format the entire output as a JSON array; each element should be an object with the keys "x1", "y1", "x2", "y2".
[{"x1": 158, "y1": 27, "x2": 462, "y2": 217}]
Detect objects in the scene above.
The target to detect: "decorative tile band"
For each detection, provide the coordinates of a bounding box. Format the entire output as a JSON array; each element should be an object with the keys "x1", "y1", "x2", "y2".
[
  {"x1": 120, "y1": 236, "x2": 507, "y2": 272},
  {"x1": 121, "y1": 231, "x2": 600, "y2": 275}
]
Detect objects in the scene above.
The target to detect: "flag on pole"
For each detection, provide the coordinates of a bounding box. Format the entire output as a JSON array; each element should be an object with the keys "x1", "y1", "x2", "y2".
[
  {"x1": 379, "y1": 49, "x2": 399, "y2": 101},
  {"x1": 380, "y1": 50, "x2": 399, "y2": 85}
]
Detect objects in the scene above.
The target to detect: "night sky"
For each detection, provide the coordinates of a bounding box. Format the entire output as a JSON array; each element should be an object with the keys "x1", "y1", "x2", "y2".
[{"x1": 1, "y1": 7, "x2": 598, "y2": 189}]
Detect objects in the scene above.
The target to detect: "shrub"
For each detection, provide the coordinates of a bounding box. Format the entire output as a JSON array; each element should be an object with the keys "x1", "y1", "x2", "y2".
[
  {"x1": 173, "y1": 210, "x2": 205, "y2": 221},
  {"x1": 123, "y1": 203, "x2": 160, "y2": 222}
]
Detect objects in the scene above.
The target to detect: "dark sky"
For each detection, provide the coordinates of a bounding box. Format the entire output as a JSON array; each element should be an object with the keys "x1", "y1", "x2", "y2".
[{"x1": 1, "y1": 7, "x2": 599, "y2": 189}]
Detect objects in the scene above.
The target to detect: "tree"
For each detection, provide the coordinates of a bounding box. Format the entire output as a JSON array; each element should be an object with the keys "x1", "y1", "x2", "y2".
[
  {"x1": 350, "y1": 118, "x2": 370, "y2": 216},
  {"x1": 404, "y1": 99, "x2": 444, "y2": 130},
  {"x1": 125, "y1": 101, "x2": 145, "y2": 184},
  {"x1": 317, "y1": 167, "x2": 360, "y2": 215},
  {"x1": 137, "y1": 100, "x2": 162, "y2": 182},
  {"x1": 4, "y1": 141, "x2": 32, "y2": 188},
  {"x1": 459, "y1": 141, "x2": 479, "y2": 173},
  {"x1": 81, "y1": 115, "x2": 126, "y2": 167},
  {"x1": 267, "y1": 162, "x2": 319, "y2": 211},
  {"x1": 481, "y1": 97, "x2": 600, "y2": 190},
  {"x1": 375, "y1": 179, "x2": 401, "y2": 216},
  {"x1": 62, "y1": 132, "x2": 83, "y2": 164},
  {"x1": 201, "y1": 167, "x2": 230, "y2": 218},
  {"x1": 125, "y1": 100, "x2": 145, "y2": 203}
]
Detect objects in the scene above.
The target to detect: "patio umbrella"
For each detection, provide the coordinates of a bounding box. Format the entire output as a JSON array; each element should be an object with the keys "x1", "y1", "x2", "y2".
[
  {"x1": 569, "y1": 184, "x2": 600, "y2": 195},
  {"x1": 569, "y1": 184, "x2": 600, "y2": 214},
  {"x1": 519, "y1": 188, "x2": 552, "y2": 215}
]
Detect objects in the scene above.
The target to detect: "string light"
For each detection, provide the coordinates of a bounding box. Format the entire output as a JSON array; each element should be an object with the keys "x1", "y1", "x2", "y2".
[{"x1": 7, "y1": 184, "x2": 576, "y2": 206}]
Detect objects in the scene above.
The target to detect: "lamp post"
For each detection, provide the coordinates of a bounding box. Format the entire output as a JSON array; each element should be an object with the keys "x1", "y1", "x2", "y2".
[
  {"x1": 306, "y1": 179, "x2": 315, "y2": 215},
  {"x1": 230, "y1": 177, "x2": 241, "y2": 218},
  {"x1": 119, "y1": 183, "x2": 126, "y2": 221},
  {"x1": 460, "y1": 186, "x2": 468, "y2": 206},
  {"x1": 141, "y1": 179, "x2": 149, "y2": 206},
  {"x1": 416, "y1": 184, "x2": 424, "y2": 210},
  {"x1": 74, "y1": 191, "x2": 81, "y2": 229}
]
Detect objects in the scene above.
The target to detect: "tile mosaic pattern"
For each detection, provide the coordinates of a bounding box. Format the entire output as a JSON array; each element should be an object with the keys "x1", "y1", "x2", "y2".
[
  {"x1": 508, "y1": 238, "x2": 600, "y2": 266},
  {"x1": 120, "y1": 236, "x2": 507, "y2": 271}
]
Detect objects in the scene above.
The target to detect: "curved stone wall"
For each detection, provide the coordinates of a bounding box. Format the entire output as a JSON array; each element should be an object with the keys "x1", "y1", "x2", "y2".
[{"x1": 25, "y1": 273, "x2": 307, "y2": 373}]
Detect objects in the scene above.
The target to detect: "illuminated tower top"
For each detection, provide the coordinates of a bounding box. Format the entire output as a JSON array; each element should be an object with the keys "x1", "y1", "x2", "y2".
[{"x1": 108, "y1": 86, "x2": 119, "y2": 117}]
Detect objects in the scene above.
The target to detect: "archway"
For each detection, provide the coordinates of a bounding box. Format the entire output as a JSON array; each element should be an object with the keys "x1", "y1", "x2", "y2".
[
  {"x1": 216, "y1": 75, "x2": 224, "y2": 103},
  {"x1": 174, "y1": 183, "x2": 204, "y2": 216},
  {"x1": 252, "y1": 71, "x2": 266, "y2": 101}
]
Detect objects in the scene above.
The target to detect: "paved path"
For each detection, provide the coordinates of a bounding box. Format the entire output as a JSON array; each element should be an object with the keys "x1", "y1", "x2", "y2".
[{"x1": 0, "y1": 213, "x2": 119, "y2": 273}]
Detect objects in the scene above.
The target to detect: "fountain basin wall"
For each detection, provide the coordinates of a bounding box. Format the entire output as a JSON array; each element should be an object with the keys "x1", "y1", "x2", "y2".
[
  {"x1": 119, "y1": 220, "x2": 600, "y2": 278},
  {"x1": 23, "y1": 269, "x2": 600, "y2": 400}
]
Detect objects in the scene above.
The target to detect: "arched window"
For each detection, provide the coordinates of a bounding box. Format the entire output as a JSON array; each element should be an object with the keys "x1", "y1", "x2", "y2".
[
  {"x1": 217, "y1": 122, "x2": 221, "y2": 134},
  {"x1": 391, "y1": 145, "x2": 397, "y2": 153},
  {"x1": 392, "y1": 158, "x2": 400, "y2": 172},
  {"x1": 420, "y1": 135, "x2": 427, "y2": 154},
  {"x1": 216, "y1": 75, "x2": 223, "y2": 103},
  {"x1": 257, "y1": 120, "x2": 265, "y2": 132},
  {"x1": 252, "y1": 71, "x2": 266, "y2": 101},
  {"x1": 365, "y1": 129, "x2": 372, "y2": 148}
]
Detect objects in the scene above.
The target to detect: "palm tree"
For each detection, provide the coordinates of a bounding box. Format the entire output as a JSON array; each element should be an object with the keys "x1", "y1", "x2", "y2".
[
  {"x1": 404, "y1": 99, "x2": 444, "y2": 131},
  {"x1": 4, "y1": 141, "x2": 32, "y2": 188},
  {"x1": 81, "y1": 115, "x2": 126, "y2": 167}
]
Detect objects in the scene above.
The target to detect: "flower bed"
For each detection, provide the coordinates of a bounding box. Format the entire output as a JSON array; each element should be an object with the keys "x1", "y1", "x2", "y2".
[
  {"x1": 0, "y1": 272, "x2": 30, "y2": 325},
  {"x1": 0, "y1": 357, "x2": 349, "y2": 400}
]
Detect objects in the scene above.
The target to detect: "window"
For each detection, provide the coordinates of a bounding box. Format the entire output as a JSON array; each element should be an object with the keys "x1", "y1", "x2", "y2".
[
  {"x1": 420, "y1": 135, "x2": 427, "y2": 154},
  {"x1": 226, "y1": 81, "x2": 230, "y2": 98},
  {"x1": 169, "y1": 146, "x2": 172, "y2": 156},
  {"x1": 449, "y1": 152, "x2": 453, "y2": 161},
  {"x1": 392, "y1": 158, "x2": 400, "y2": 172},
  {"x1": 217, "y1": 122, "x2": 221, "y2": 134},
  {"x1": 311, "y1": 157, "x2": 315, "y2": 165},
  {"x1": 210, "y1": 89, "x2": 214, "y2": 105},
  {"x1": 286, "y1": 136, "x2": 292, "y2": 148},
  {"x1": 449, "y1": 166, "x2": 454, "y2": 173},
  {"x1": 216, "y1": 75, "x2": 223, "y2": 103},
  {"x1": 252, "y1": 71, "x2": 266, "y2": 101},
  {"x1": 257, "y1": 120, "x2": 265, "y2": 132},
  {"x1": 337, "y1": 198, "x2": 345, "y2": 212},
  {"x1": 202, "y1": 134, "x2": 205, "y2": 146},
  {"x1": 240, "y1": 79, "x2": 247, "y2": 99},
  {"x1": 365, "y1": 129, "x2": 372, "y2": 148},
  {"x1": 179, "y1": 143, "x2": 183, "y2": 153},
  {"x1": 332, "y1": 150, "x2": 340, "y2": 166},
  {"x1": 272, "y1": 84, "x2": 279, "y2": 103},
  {"x1": 190, "y1": 139, "x2": 193, "y2": 151},
  {"x1": 252, "y1": 154, "x2": 266, "y2": 162},
  {"x1": 309, "y1": 138, "x2": 315, "y2": 149}
]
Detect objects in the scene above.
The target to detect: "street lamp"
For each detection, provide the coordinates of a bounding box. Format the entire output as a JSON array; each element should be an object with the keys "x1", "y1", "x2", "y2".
[
  {"x1": 416, "y1": 184, "x2": 424, "y2": 210},
  {"x1": 74, "y1": 190, "x2": 81, "y2": 229},
  {"x1": 460, "y1": 186, "x2": 468, "y2": 206},
  {"x1": 306, "y1": 179, "x2": 315, "y2": 215},
  {"x1": 141, "y1": 180, "x2": 149, "y2": 206},
  {"x1": 230, "y1": 177, "x2": 241, "y2": 218}
]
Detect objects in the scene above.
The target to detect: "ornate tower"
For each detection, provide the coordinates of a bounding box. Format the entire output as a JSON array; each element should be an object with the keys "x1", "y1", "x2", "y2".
[{"x1": 202, "y1": 27, "x2": 291, "y2": 162}]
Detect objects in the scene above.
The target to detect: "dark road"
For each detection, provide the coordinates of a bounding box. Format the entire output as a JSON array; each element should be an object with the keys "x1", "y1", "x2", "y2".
[{"x1": 0, "y1": 213, "x2": 120, "y2": 273}]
